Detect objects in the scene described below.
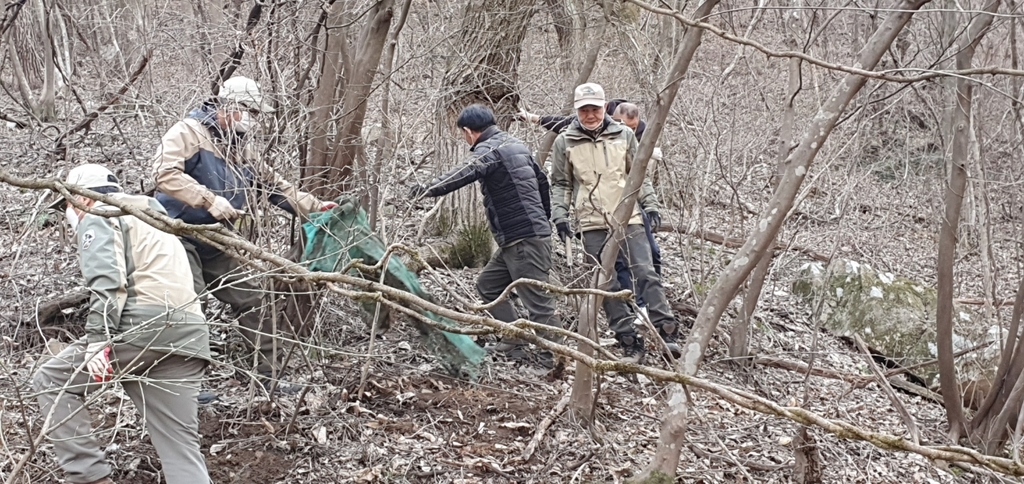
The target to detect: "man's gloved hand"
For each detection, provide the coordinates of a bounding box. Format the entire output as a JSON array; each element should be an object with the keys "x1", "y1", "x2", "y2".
[
  {"x1": 409, "y1": 184, "x2": 429, "y2": 200},
  {"x1": 556, "y1": 222, "x2": 571, "y2": 242},
  {"x1": 515, "y1": 109, "x2": 539, "y2": 124},
  {"x1": 85, "y1": 342, "x2": 112, "y2": 383},
  {"x1": 320, "y1": 201, "x2": 339, "y2": 212},
  {"x1": 646, "y1": 211, "x2": 662, "y2": 232},
  {"x1": 208, "y1": 195, "x2": 243, "y2": 221}
]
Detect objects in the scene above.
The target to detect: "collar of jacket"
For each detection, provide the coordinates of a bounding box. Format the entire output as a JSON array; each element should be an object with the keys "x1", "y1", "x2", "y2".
[
  {"x1": 471, "y1": 125, "x2": 502, "y2": 149},
  {"x1": 564, "y1": 116, "x2": 620, "y2": 141},
  {"x1": 635, "y1": 120, "x2": 647, "y2": 141}
]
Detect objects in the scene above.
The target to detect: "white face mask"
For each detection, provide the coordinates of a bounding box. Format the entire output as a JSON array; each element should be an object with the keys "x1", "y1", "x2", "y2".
[
  {"x1": 65, "y1": 205, "x2": 80, "y2": 233},
  {"x1": 233, "y1": 111, "x2": 258, "y2": 133}
]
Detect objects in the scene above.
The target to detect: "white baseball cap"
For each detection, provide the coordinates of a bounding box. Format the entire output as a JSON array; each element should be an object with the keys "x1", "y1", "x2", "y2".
[
  {"x1": 218, "y1": 76, "x2": 275, "y2": 113},
  {"x1": 48, "y1": 164, "x2": 121, "y2": 209},
  {"x1": 574, "y1": 83, "x2": 606, "y2": 109}
]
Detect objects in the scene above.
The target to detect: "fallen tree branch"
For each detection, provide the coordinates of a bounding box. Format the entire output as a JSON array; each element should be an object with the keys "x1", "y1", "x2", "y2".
[
  {"x1": 754, "y1": 356, "x2": 872, "y2": 385},
  {"x1": 519, "y1": 389, "x2": 571, "y2": 463},
  {"x1": 663, "y1": 225, "x2": 830, "y2": 263}
]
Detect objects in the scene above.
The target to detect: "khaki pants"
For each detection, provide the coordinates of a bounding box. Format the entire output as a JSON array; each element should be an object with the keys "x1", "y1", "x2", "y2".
[
  {"x1": 475, "y1": 237, "x2": 562, "y2": 343},
  {"x1": 32, "y1": 342, "x2": 209, "y2": 484},
  {"x1": 181, "y1": 237, "x2": 280, "y2": 373}
]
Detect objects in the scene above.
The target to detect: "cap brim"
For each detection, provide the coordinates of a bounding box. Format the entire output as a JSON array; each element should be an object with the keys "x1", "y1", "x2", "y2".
[{"x1": 574, "y1": 99, "x2": 605, "y2": 109}]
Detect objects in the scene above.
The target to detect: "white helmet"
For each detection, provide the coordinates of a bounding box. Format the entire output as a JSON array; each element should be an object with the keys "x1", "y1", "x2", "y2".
[{"x1": 218, "y1": 76, "x2": 274, "y2": 113}]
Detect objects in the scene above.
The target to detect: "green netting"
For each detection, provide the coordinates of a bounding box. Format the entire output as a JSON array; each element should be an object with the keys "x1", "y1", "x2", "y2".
[{"x1": 301, "y1": 199, "x2": 487, "y2": 379}]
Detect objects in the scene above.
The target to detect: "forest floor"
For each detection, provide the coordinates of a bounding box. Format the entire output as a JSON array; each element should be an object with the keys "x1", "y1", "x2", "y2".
[{"x1": 0, "y1": 151, "x2": 994, "y2": 483}]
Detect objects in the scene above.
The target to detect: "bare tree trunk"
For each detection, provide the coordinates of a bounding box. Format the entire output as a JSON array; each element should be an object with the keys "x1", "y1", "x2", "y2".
[
  {"x1": 34, "y1": 0, "x2": 55, "y2": 121},
  {"x1": 642, "y1": 0, "x2": 931, "y2": 479},
  {"x1": 729, "y1": 2, "x2": 803, "y2": 360},
  {"x1": 936, "y1": 0, "x2": 998, "y2": 442},
  {"x1": 438, "y1": 0, "x2": 537, "y2": 122},
  {"x1": 322, "y1": 1, "x2": 396, "y2": 199},
  {"x1": 368, "y1": 0, "x2": 413, "y2": 230},
  {"x1": 305, "y1": 1, "x2": 346, "y2": 185}
]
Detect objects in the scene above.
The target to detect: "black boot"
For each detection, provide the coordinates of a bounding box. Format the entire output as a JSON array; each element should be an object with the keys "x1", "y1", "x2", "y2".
[
  {"x1": 616, "y1": 333, "x2": 647, "y2": 364},
  {"x1": 657, "y1": 320, "x2": 683, "y2": 359}
]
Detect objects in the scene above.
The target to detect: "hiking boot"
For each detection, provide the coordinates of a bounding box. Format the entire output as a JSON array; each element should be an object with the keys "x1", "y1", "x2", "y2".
[
  {"x1": 535, "y1": 350, "x2": 555, "y2": 370},
  {"x1": 486, "y1": 342, "x2": 531, "y2": 364},
  {"x1": 617, "y1": 333, "x2": 646, "y2": 364},
  {"x1": 257, "y1": 371, "x2": 304, "y2": 396},
  {"x1": 658, "y1": 321, "x2": 683, "y2": 359}
]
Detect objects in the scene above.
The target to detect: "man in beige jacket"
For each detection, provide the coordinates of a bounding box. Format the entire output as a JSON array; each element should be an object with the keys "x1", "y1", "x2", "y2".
[
  {"x1": 550, "y1": 83, "x2": 681, "y2": 363},
  {"x1": 35, "y1": 164, "x2": 211, "y2": 484},
  {"x1": 151, "y1": 76, "x2": 333, "y2": 394}
]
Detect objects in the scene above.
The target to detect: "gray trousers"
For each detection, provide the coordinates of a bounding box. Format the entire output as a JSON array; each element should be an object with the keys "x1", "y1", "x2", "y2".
[
  {"x1": 32, "y1": 342, "x2": 209, "y2": 484},
  {"x1": 581, "y1": 225, "x2": 678, "y2": 339},
  {"x1": 181, "y1": 237, "x2": 279, "y2": 373},
  {"x1": 476, "y1": 237, "x2": 562, "y2": 343}
]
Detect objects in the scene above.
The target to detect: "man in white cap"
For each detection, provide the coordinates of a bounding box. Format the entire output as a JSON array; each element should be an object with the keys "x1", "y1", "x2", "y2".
[
  {"x1": 35, "y1": 164, "x2": 211, "y2": 484},
  {"x1": 151, "y1": 76, "x2": 334, "y2": 395},
  {"x1": 550, "y1": 82, "x2": 681, "y2": 363}
]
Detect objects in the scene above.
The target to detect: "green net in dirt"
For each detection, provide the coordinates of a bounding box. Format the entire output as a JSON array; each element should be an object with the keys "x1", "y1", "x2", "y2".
[{"x1": 301, "y1": 199, "x2": 487, "y2": 380}]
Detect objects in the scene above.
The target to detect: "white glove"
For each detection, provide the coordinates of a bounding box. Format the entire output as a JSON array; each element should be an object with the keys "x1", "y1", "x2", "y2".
[
  {"x1": 85, "y1": 342, "x2": 112, "y2": 383},
  {"x1": 207, "y1": 195, "x2": 243, "y2": 221},
  {"x1": 651, "y1": 147, "x2": 663, "y2": 162}
]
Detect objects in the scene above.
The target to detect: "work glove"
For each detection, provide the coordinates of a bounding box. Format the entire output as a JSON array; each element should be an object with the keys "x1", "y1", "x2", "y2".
[
  {"x1": 515, "y1": 109, "x2": 538, "y2": 124},
  {"x1": 409, "y1": 184, "x2": 429, "y2": 200},
  {"x1": 646, "y1": 211, "x2": 662, "y2": 232},
  {"x1": 85, "y1": 342, "x2": 113, "y2": 383},
  {"x1": 207, "y1": 195, "x2": 243, "y2": 221},
  {"x1": 556, "y1": 222, "x2": 571, "y2": 243},
  {"x1": 320, "y1": 201, "x2": 339, "y2": 211}
]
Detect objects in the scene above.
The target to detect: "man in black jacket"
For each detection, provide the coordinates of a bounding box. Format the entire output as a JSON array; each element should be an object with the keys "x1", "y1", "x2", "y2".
[{"x1": 411, "y1": 105, "x2": 561, "y2": 365}]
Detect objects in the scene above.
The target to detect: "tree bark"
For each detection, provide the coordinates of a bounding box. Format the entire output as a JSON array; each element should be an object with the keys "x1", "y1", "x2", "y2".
[
  {"x1": 936, "y1": 0, "x2": 998, "y2": 442},
  {"x1": 368, "y1": 0, "x2": 413, "y2": 230},
  {"x1": 642, "y1": 0, "x2": 931, "y2": 479}
]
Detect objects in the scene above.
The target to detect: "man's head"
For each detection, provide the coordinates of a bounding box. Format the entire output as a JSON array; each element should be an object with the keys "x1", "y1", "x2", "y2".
[
  {"x1": 456, "y1": 104, "x2": 496, "y2": 145},
  {"x1": 573, "y1": 83, "x2": 606, "y2": 130},
  {"x1": 612, "y1": 102, "x2": 640, "y2": 132},
  {"x1": 50, "y1": 164, "x2": 123, "y2": 228},
  {"x1": 216, "y1": 76, "x2": 273, "y2": 134}
]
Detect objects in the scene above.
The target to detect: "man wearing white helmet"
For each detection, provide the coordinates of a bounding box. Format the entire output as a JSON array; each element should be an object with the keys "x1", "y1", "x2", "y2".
[
  {"x1": 151, "y1": 76, "x2": 333, "y2": 395},
  {"x1": 36, "y1": 164, "x2": 211, "y2": 484}
]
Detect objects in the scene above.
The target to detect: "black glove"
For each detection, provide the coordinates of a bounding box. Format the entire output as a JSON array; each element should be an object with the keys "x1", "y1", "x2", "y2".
[
  {"x1": 409, "y1": 184, "x2": 429, "y2": 200},
  {"x1": 556, "y1": 222, "x2": 571, "y2": 242},
  {"x1": 646, "y1": 211, "x2": 661, "y2": 232}
]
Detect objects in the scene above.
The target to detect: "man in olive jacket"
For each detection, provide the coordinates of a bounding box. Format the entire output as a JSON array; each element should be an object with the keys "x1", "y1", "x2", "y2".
[
  {"x1": 550, "y1": 83, "x2": 681, "y2": 362},
  {"x1": 411, "y1": 104, "x2": 561, "y2": 365},
  {"x1": 35, "y1": 164, "x2": 211, "y2": 484}
]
